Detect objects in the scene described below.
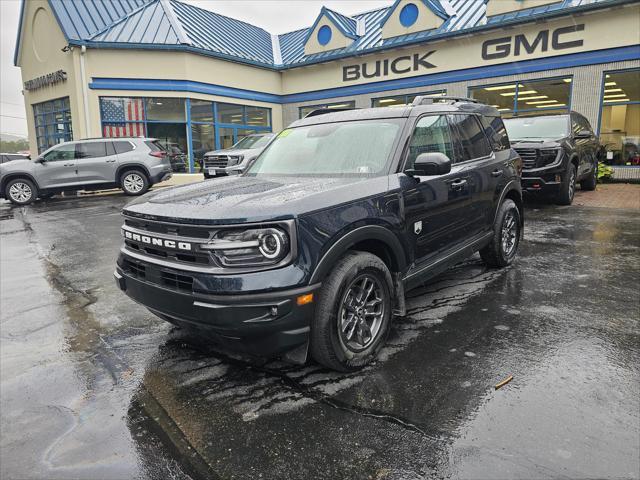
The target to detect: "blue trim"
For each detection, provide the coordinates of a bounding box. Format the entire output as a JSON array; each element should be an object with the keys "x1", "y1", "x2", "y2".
[
  {"x1": 13, "y1": 0, "x2": 25, "y2": 66},
  {"x1": 88, "y1": 45, "x2": 640, "y2": 105},
  {"x1": 301, "y1": 6, "x2": 358, "y2": 47},
  {"x1": 596, "y1": 66, "x2": 640, "y2": 137},
  {"x1": 185, "y1": 98, "x2": 194, "y2": 173}
]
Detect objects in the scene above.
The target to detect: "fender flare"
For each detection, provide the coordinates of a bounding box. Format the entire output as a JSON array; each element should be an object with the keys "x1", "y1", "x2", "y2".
[
  {"x1": 1, "y1": 172, "x2": 40, "y2": 193},
  {"x1": 494, "y1": 180, "x2": 523, "y2": 225},
  {"x1": 116, "y1": 163, "x2": 152, "y2": 183},
  {"x1": 309, "y1": 225, "x2": 408, "y2": 284}
]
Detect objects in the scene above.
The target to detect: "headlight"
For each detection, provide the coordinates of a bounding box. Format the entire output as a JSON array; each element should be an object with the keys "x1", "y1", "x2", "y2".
[
  {"x1": 202, "y1": 227, "x2": 290, "y2": 267},
  {"x1": 227, "y1": 155, "x2": 244, "y2": 166},
  {"x1": 539, "y1": 149, "x2": 561, "y2": 167}
]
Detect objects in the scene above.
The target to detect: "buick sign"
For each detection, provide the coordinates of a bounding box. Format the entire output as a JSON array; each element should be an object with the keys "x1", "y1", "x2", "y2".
[{"x1": 343, "y1": 51, "x2": 437, "y2": 82}]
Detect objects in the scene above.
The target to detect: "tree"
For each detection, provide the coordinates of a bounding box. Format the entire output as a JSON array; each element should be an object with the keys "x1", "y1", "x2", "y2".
[{"x1": 0, "y1": 139, "x2": 30, "y2": 153}]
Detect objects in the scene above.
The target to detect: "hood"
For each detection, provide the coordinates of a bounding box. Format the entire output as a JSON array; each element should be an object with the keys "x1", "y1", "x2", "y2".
[
  {"x1": 509, "y1": 138, "x2": 567, "y2": 149},
  {"x1": 123, "y1": 175, "x2": 390, "y2": 225},
  {"x1": 204, "y1": 147, "x2": 263, "y2": 158},
  {"x1": 0, "y1": 159, "x2": 33, "y2": 174}
]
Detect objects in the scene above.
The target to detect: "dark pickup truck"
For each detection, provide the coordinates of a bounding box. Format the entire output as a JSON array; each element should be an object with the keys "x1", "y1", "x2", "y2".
[
  {"x1": 504, "y1": 112, "x2": 598, "y2": 205},
  {"x1": 115, "y1": 97, "x2": 524, "y2": 371}
]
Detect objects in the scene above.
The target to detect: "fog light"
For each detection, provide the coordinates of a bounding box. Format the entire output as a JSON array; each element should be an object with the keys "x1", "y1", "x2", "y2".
[{"x1": 297, "y1": 293, "x2": 314, "y2": 306}]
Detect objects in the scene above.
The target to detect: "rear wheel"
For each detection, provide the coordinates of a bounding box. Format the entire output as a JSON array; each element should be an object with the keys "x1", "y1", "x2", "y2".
[
  {"x1": 580, "y1": 162, "x2": 597, "y2": 191},
  {"x1": 557, "y1": 163, "x2": 577, "y2": 205},
  {"x1": 310, "y1": 251, "x2": 393, "y2": 372},
  {"x1": 5, "y1": 178, "x2": 37, "y2": 205},
  {"x1": 120, "y1": 170, "x2": 149, "y2": 196},
  {"x1": 480, "y1": 199, "x2": 521, "y2": 268}
]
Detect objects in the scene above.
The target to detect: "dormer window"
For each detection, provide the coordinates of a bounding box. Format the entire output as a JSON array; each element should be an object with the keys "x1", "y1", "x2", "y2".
[{"x1": 303, "y1": 7, "x2": 360, "y2": 56}]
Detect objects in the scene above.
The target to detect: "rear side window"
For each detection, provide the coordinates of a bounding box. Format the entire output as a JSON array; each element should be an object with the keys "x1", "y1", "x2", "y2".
[
  {"x1": 480, "y1": 116, "x2": 510, "y2": 151},
  {"x1": 145, "y1": 140, "x2": 164, "y2": 152},
  {"x1": 113, "y1": 141, "x2": 134, "y2": 154},
  {"x1": 572, "y1": 114, "x2": 593, "y2": 135},
  {"x1": 448, "y1": 114, "x2": 492, "y2": 162},
  {"x1": 407, "y1": 115, "x2": 454, "y2": 169},
  {"x1": 76, "y1": 142, "x2": 107, "y2": 159}
]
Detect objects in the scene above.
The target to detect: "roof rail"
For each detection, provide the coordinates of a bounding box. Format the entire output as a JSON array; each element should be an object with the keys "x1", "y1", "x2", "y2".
[
  {"x1": 304, "y1": 107, "x2": 358, "y2": 118},
  {"x1": 412, "y1": 96, "x2": 480, "y2": 106}
]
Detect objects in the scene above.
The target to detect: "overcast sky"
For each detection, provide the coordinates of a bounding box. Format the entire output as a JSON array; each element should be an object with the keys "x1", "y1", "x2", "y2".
[{"x1": 0, "y1": 0, "x2": 390, "y2": 138}]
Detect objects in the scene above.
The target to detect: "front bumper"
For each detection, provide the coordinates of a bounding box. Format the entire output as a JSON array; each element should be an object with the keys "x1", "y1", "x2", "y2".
[
  {"x1": 521, "y1": 169, "x2": 564, "y2": 194},
  {"x1": 114, "y1": 262, "x2": 318, "y2": 356}
]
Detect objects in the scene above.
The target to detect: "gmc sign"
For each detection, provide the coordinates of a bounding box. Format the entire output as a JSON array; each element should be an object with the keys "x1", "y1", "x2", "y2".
[{"x1": 482, "y1": 24, "x2": 585, "y2": 60}]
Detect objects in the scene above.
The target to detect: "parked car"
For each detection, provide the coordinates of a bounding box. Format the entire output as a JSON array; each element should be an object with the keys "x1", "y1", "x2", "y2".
[
  {"x1": 0, "y1": 138, "x2": 172, "y2": 205},
  {"x1": 115, "y1": 97, "x2": 523, "y2": 371},
  {"x1": 504, "y1": 112, "x2": 598, "y2": 205},
  {"x1": 0, "y1": 153, "x2": 30, "y2": 164},
  {"x1": 202, "y1": 132, "x2": 276, "y2": 178},
  {"x1": 158, "y1": 142, "x2": 188, "y2": 172}
]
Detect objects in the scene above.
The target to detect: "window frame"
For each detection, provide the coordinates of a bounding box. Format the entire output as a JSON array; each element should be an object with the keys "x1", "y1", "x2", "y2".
[
  {"x1": 447, "y1": 114, "x2": 494, "y2": 164},
  {"x1": 33, "y1": 97, "x2": 73, "y2": 153},
  {"x1": 596, "y1": 67, "x2": 640, "y2": 136}
]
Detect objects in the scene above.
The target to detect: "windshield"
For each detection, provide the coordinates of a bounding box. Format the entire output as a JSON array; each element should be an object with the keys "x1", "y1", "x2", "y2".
[
  {"x1": 504, "y1": 115, "x2": 569, "y2": 140},
  {"x1": 232, "y1": 134, "x2": 273, "y2": 150},
  {"x1": 247, "y1": 119, "x2": 403, "y2": 176}
]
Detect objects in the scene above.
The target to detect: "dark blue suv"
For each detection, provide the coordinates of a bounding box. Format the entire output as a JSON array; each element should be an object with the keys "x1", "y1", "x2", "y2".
[{"x1": 114, "y1": 97, "x2": 523, "y2": 371}]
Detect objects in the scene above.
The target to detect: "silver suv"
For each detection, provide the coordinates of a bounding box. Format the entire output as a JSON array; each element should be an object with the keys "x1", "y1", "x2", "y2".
[
  {"x1": 202, "y1": 132, "x2": 275, "y2": 178},
  {"x1": 0, "y1": 138, "x2": 172, "y2": 205}
]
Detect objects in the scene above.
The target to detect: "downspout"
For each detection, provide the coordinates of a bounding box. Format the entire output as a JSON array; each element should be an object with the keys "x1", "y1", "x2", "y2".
[{"x1": 79, "y1": 45, "x2": 91, "y2": 137}]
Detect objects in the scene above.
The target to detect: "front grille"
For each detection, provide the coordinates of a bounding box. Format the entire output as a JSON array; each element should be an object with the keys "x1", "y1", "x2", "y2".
[
  {"x1": 514, "y1": 148, "x2": 538, "y2": 170},
  {"x1": 161, "y1": 271, "x2": 194, "y2": 292},
  {"x1": 123, "y1": 259, "x2": 146, "y2": 279},
  {"x1": 123, "y1": 217, "x2": 210, "y2": 239},
  {"x1": 204, "y1": 155, "x2": 229, "y2": 169}
]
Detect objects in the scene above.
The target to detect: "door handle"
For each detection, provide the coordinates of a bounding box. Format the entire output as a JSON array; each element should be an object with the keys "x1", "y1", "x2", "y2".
[
  {"x1": 450, "y1": 178, "x2": 467, "y2": 190},
  {"x1": 106, "y1": 159, "x2": 116, "y2": 163},
  {"x1": 63, "y1": 163, "x2": 74, "y2": 167},
  {"x1": 491, "y1": 169, "x2": 503, "y2": 177}
]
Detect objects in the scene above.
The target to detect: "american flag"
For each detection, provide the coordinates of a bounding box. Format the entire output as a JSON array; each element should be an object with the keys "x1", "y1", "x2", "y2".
[{"x1": 102, "y1": 98, "x2": 146, "y2": 137}]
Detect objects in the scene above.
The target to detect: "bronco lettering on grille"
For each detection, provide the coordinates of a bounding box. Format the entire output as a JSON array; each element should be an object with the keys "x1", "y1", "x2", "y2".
[{"x1": 122, "y1": 230, "x2": 192, "y2": 251}]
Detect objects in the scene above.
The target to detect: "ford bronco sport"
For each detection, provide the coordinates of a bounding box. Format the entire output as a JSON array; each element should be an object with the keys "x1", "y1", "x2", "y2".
[
  {"x1": 504, "y1": 112, "x2": 599, "y2": 205},
  {"x1": 0, "y1": 137, "x2": 172, "y2": 205},
  {"x1": 115, "y1": 97, "x2": 524, "y2": 371}
]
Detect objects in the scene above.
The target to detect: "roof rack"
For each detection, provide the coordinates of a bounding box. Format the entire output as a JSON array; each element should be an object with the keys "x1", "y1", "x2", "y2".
[
  {"x1": 304, "y1": 107, "x2": 358, "y2": 118},
  {"x1": 411, "y1": 96, "x2": 480, "y2": 106}
]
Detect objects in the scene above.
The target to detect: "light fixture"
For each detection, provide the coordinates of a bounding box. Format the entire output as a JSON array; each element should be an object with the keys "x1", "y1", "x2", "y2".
[
  {"x1": 605, "y1": 82, "x2": 617, "y2": 86},
  {"x1": 536, "y1": 104, "x2": 566, "y2": 108},
  {"x1": 604, "y1": 89, "x2": 623, "y2": 93},
  {"x1": 485, "y1": 85, "x2": 517, "y2": 91},
  {"x1": 517, "y1": 95, "x2": 548, "y2": 100},
  {"x1": 604, "y1": 94, "x2": 628, "y2": 99},
  {"x1": 603, "y1": 98, "x2": 629, "y2": 103},
  {"x1": 606, "y1": 74, "x2": 611, "y2": 78},
  {"x1": 526, "y1": 99, "x2": 563, "y2": 105},
  {"x1": 497, "y1": 108, "x2": 510, "y2": 112},
  {"x1": 329, "y1": 104, "x2": 351, "y2": 108},
  {"x1": 563, "y1": 78, "x2": 572, "y2": 83},
  {"x1": 378, "y1": 98, "x2": 399, "y2": 104},
  {"x1": 501, "y1": 90, "x2": 537, "y2": 96}
]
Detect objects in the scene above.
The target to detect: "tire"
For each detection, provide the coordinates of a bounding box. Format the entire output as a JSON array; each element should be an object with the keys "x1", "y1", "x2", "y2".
[
  {"x1": 556, "y1": 163, "x2": 577, "y2": 205},
  {"x1": 580, "y1": 162, "x2": 597, "y2": 191},
  {"x1": 480, "y1": 199, "x2": 521, "y2": 268},
  {"x1": 203, "y1": 172, "x2": 212, "y2": 179},
  {"x1": 310, "y1": 251, "x2": 393, "y2": 372},
  {"x1": 5, "y1": 178, "x2": 37, "y2": 205},
  {"x1": 120, "y1": 169, "x2": 149, "y2": 196}
]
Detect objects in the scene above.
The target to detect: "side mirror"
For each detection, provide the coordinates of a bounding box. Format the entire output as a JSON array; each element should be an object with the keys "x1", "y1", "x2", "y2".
[
  {"x1": 576, "y1": 129, "x2": 592, "y2": 139},
  {"x1": 35, "y1": 156, "x2": 45, "y2": 163},
  {"x1": 407, "y1": 152, "x2": 452, "y2": 176}
]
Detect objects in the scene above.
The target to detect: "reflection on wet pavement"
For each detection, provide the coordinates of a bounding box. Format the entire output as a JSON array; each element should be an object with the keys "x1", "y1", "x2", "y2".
[{"x1": 1, "y1": 195, "x2": 638, "y2": 479}]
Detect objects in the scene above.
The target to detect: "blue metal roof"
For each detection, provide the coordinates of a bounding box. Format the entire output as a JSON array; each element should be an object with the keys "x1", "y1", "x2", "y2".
[{"x1": 14, "y1": 0, "x2": 637, "y2": 68}]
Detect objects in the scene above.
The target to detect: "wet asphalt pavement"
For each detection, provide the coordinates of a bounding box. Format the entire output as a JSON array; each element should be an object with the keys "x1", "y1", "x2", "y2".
[{"x1": 0, "y1": 192, "x2": 638, "y2": 480}]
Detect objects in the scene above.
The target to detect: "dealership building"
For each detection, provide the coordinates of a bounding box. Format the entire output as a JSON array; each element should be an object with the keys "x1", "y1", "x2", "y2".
[{"x1": 13, "y1": 0, "x2": 640, "y2": 171}]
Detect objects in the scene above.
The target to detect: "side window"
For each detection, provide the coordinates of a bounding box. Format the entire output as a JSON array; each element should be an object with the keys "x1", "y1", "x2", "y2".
[
  {"x1": 449, "y1": 114, "x2": 492, "y2": 162},
  {"x1": 573, "y1": 114, "x2": 593, "y2": 135},
  {"x1": 106, "y1": 141, "x2": 116, "y2": 156},
  {"x1": 406, "y1": 115, "x2": 454, "y2": 169},
  {"x1": 43, "y1": 144, "x2": 76, "y2": 161},
  {"x1": 113, "y1": 141, "x2": 134, "y2": 154},
  {"x1": 479, "y1": 115, "x2": 510, "y2": 151},
  {"x1": 76, "y1": 142, "x2": 107, "y2": 159}
]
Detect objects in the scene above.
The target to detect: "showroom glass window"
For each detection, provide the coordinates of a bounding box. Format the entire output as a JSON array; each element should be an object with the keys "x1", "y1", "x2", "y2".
[
  {"x1": 100, "y1": 97, "x2": 271, "y2": 170},
  {"x1": 299, "y1": 101, "x2": 356, "y2": 119},
  {"x1": 598, "y1": 69, "x2": 640, "y2": 166},
  {"x1": 33, "y1": 97, "x2": 73, "y2": 153},
  {"x1": 469, "y1": 77, "x2": 572, "y2": 118},
  {"x1": 372, "y1": 90, "x2": 446, "y2": 108}
]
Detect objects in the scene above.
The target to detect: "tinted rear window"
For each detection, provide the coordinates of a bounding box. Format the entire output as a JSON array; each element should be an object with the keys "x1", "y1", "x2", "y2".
[
  {"x1": 145, "y1": 140, "x2": 164, "y2": 152},
  {"x1": 480, "y1": 116, "x2": 510, "y2": 151},
  {"x1": 113, "y1": 141, "x2": 134, "y2": 154}
]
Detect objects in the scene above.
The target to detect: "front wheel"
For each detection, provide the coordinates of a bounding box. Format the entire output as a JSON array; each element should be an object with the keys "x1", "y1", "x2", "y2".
[
  {"x1": 480, "y1": 199, "x2": 521, "y2": 268},
  {"x1": 310, "y1": 251, "x2": 393, "y2": 372},
  {"x1": 5, "y1": 178, "x2": 37, "y2": 205},
  {"x1": 120, "y1": 170, "x2": 149, "y2": 196}
]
